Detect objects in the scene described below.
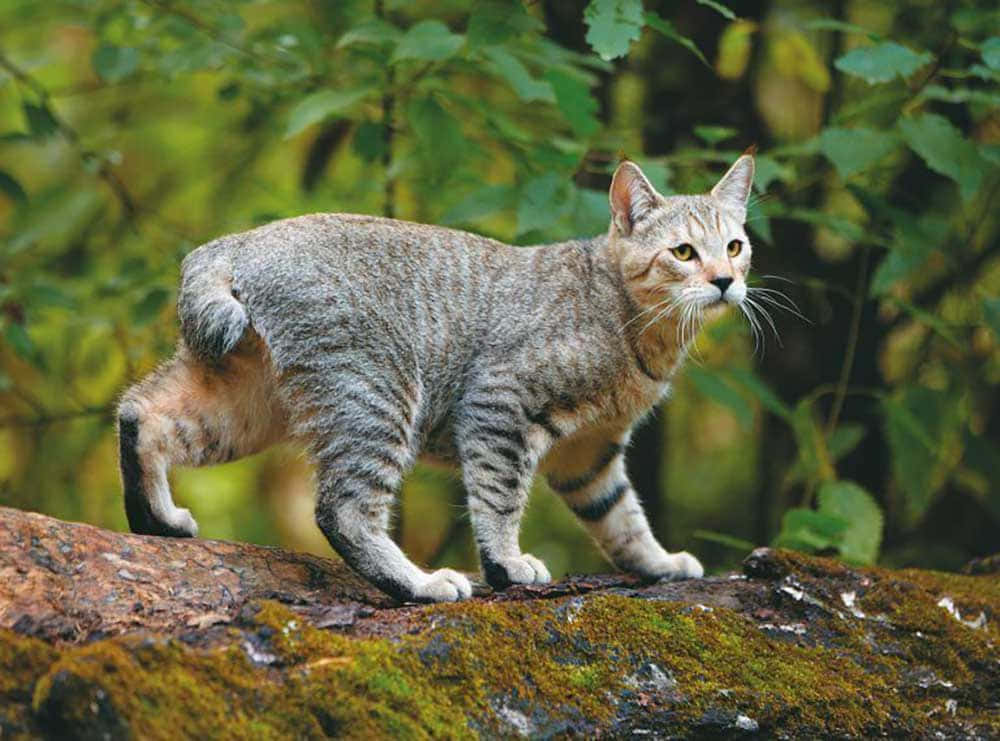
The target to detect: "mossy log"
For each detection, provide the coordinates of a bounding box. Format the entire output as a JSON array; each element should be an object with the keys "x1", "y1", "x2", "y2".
[{"x1": 1, "y1": 506, "x2": 997, "y2": 739}]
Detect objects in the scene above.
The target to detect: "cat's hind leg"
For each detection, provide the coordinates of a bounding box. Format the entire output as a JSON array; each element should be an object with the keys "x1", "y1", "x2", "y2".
[
  {"x1": 303, "y1": 360, "x2": 472, "y2": 603},
  {"x1": 117, "y1": 337, "x2": 285, "y2": 537}
]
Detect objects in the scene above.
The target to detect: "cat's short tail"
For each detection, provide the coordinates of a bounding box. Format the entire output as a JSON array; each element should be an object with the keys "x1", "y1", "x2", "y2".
[{"x1": 177, "y1": 243, "x2": 249, "y2": 362}]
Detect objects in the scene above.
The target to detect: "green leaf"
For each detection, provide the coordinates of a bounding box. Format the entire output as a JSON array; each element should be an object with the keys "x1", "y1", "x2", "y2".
[
  {"x1": 284, "y1": 88, "x2": 372, "y2": 138},
  {"x1": 644, "y1": 12, "x2": 710, "y2": 67},
  {"x1": 91, "y1": 43, "x2": 139, "y2": 83},
  {"x1": 336, "y1": 19, "x2": 402, "y2": 48},
  {"x1": 829, "y1": 424, "x2": 866, "y2": 460},
  {"x1": 695, "y1": 0, "x2": 736, "y2": 21},
  {"x1": 819, "y1": 127, "x2": 898, "y2": 178},
  {"x1": 637, "y1": 161, "x2": 672, "y2": 194},
  {"x1": 950, "y1": 9, "x2": 1000, "y2": 34},
  {"x1": 22, "y1": 103, "x2": 59, "y2": 138},
  {"x1": 25, "y1": 282, "x2": 75, "y2": 310},
  {"x1": 869, "y1": 212, "x2": 946, "y2": 295},
  {"x1": 981, "y1": 37, "x2": 1000, "y2": 71},
  {"x1": 817, "y1": 480, "x2": 883, "y2": 564},
  {"x1": 686, "y1": 366, "x2": 754, "y2": 430},
  {"x1": 4, "y1": 322, "x2": 34, "y2": 360},
  {"x1": 483, "y1": 47, "x2": 555, "y2": 103},
  {"x1": 887, "y1": 297, "x2": 961, "y2": 348},
  {"x1": 693, "y1": 125, "x2": 739, "y2": 146},
  {"x1": 716, "y1": 19, "x2": 755, "y2": 80},
  {"x1": 919, "y1": 85, "x2": 1000, "y2": 107},
  {"x1": 785, "y1": 424, "x2": 868, "y2": 487},
  {"x1": 725, "y1": 367, "x2": 791, "y2": 419},
  {"x1": 779, "y1": 207, "x2": 865, "y2": 243},
  {"x1": 516, "y1": 173, "x2": 573, "y2": 236},
  {"x1": 834, "y1": 42, "x2": 932, "y2": 84},
  {"x1": 899, "y1": 113, "x2": 988, "y2": 201},
  {"x1": 390, "y1": 20, "x2": 465, "y2": 63},
  {"x1": 753, "y1": 154, "x2": 792, "y2": 191},
  {"x1": 961, "y1": 429, "x2": 1000, "y2": 525},
  {"x1": 805, "y1": 18, "x2": 882, "y2": 41},
  {"x1": 442, "y1": 184, "x2": 516, "y2": 226},
  {"x1": 545, "y1": 68, "x2": 599, "y2": 137},
  {"x1": 407, "y1": 96, "x2": 465, "y2": 181},
  {"x1": 774, "y1": 508, "x2": 848, "y2": 551},
  {"x1": 983, "y1": 297, "x2": 1000, "y2": 338},
  {"x1": 132, "y1": 287, "x2": 170, "y2": 326},
  {"x1": 584, "y1": 0, "x2": 644, "y2": 61},
  {"x1": 352, "y1": 121, "x2": 387, "y2": 163},
  {"x1": 790, "y1": 399, "x2": 836, "y2": 485},
  {"x1": 570, "y1": 186, "x2": 610, "y2": 235},
  {"x1": 883, "y1": 389, "x2": 950, "y2": 525},
  {"x1": 467, "y1": 0, "x2": 543, "y2": 47},
  {"x1": 0, "y1": 170, "x2": 27, "y2": 203}
]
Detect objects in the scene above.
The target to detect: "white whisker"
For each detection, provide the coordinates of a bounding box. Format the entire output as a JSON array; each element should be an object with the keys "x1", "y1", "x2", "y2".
[
  {"x1": 758, "y1": 273, "x2": 796, "y2": 284},
  {"x1": 748, "y1": 286, "x2": 811, "y2": 323},
  {"x1": 739, "y1": 301, "x2": 763, "y2": 357},
  {"x1": 743, "y1": 296, "x2": 783, "y2": 348},
  {"x1": 622, "y1": 293, "x2": 675, "y2": 330},
  {"x1": 638, "y1": 296, "x2": 683, "y2": 337}
]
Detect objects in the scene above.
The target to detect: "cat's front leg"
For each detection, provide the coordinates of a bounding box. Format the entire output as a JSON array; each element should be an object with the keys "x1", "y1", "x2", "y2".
[
  {"x1": 551, "y1": 442, "x2": 703, "y2": 581},
  {"x1": 456, "y1": 398, "x2": 552, "y2": 591}
]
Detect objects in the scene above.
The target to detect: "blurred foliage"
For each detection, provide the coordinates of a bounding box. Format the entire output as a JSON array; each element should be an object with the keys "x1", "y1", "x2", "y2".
[{"x1": 1, "y1": 0, "x2": 998, "y2": 576}]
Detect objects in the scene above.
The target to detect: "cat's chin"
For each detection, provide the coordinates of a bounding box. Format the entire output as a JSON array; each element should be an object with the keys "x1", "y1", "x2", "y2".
[{"x1": 703, "y1": 301, "x2": 732, "y2": 320}]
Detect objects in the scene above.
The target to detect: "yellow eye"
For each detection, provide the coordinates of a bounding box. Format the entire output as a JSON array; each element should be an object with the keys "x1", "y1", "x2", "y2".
[
  {"x1": 727, "y1": 239, "x2": 743, "y2": 258},
  {"x1": 671, "y1": 243, "x2": 696, "y2": 262}
]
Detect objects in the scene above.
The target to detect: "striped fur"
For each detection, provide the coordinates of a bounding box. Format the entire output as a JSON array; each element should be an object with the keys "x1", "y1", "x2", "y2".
[{"x1": 117, "y1": 154, "x2": 755, "y2": 603}]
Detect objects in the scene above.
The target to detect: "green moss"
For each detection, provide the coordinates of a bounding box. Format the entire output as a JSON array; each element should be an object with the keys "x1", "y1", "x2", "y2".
[
  {"x1": 0, "y1": 630, "x2": 57, "y2": 738},
  {"x1": 6, "y1": 554, "x2": 999, "y2": 739}
]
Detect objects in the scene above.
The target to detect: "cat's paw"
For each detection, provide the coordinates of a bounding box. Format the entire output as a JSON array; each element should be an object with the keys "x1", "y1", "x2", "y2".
[
  {"x1": 170, "y1": 508, "x2": 199, "y2": 538},
  {"x1": 411, "y1": 568, "x2": 473, "y2": 603},
  {"x1": 144, "y1": 506, "x2": 199, "y2": 538},
  {"x1": 642, "y1": 551, "x2": 704, "y2": 581},
  {"x1": 483, "y1": 553, "x2": 551, "y2": 590}
]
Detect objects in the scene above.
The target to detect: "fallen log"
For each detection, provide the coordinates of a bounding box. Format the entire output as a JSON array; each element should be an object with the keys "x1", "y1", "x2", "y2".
[{"x1": 1, "y1": 506, "x2": 997, "y2": 738}]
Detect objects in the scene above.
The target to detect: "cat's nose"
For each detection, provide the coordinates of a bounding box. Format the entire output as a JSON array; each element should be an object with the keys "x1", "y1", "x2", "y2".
[{"x1": 711, "y1": 277, "x2": 734, "y2": 296}]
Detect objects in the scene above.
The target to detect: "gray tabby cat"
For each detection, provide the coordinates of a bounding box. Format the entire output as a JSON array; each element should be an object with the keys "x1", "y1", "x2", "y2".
[{"x1": 117, "y1": 152, "x2": 755, "y2": 603}]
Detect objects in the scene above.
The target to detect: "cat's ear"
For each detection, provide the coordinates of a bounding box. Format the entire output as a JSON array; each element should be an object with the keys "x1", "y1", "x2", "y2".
[
  {"x1": 711, "y1": 148, "x2": 755, "y2": 213},
  {"x1": 610, "y1": 160, "x2": 659, "y2": 236}
]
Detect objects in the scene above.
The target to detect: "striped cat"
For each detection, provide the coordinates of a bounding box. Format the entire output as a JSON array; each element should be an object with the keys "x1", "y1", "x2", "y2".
[{"x1": 117, "y1": 152, "x2": 755, "y2": 603}]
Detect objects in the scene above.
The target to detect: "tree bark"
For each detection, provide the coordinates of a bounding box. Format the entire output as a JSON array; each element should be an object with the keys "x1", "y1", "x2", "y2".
[{"x1": 1, "y1": 506, "x2": 996, "y2": 739}]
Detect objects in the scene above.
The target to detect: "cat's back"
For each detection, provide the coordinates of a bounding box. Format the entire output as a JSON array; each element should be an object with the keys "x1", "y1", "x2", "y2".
[{"x1": 219, "y1": 212, "x2": 517, "y2": 278}]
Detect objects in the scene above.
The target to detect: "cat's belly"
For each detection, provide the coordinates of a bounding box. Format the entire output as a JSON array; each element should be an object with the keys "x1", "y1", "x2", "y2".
[{"x1": 418, "y1": 423, "x2": 460, "y2": 467}]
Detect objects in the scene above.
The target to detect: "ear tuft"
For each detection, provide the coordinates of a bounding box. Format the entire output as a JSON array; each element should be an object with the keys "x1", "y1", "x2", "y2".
[
  {"x1": 609, "y1": 160, "x2": 659, "y2": 236},
  {"x1": 711, "y1": 153, "x2": 755, "y2": 212}
]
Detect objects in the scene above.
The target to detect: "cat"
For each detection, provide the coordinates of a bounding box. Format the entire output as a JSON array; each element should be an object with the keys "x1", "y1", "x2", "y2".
[{"x1": 117, "y1": 151, "x2": 755, "y2": 603}]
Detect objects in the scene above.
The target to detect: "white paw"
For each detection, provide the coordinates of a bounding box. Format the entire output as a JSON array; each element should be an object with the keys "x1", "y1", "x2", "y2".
[
  {"x1": 645, "y1": 551, "x2": 704, "y2": 581},
  {"x1": 494, "y1": 553, "x2": 552, "y2": 586},
  {"x1": 162, "y1": 507, "x2": 199, "y2": 538},
  {"x1": 412, "y1": 568, "x2": 473, "y2": 603}
]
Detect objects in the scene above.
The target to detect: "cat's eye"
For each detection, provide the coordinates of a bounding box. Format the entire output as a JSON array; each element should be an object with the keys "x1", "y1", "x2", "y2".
[
  {"x1": 727, "y1": 239, "x2": 743, "y2": 258},
  {"x1": 671, "y1": 243, "x2": 696, "y2": 262}
]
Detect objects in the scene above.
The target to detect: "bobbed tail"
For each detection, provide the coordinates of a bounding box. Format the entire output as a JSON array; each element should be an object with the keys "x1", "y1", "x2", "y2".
[{"x1": 177, "y1": 245, "x2": 249, "y2": 361}]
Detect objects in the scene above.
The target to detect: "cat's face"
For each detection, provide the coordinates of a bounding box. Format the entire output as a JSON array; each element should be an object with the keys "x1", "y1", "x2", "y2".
[{"x1": 609, "y1": 154, "x2": 755, "y2": 326}]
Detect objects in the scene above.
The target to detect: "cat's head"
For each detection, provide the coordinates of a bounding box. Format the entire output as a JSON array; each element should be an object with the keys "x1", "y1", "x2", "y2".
[{"x1": 608, "y1": 152, "x2": 755, "y2": 321}]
